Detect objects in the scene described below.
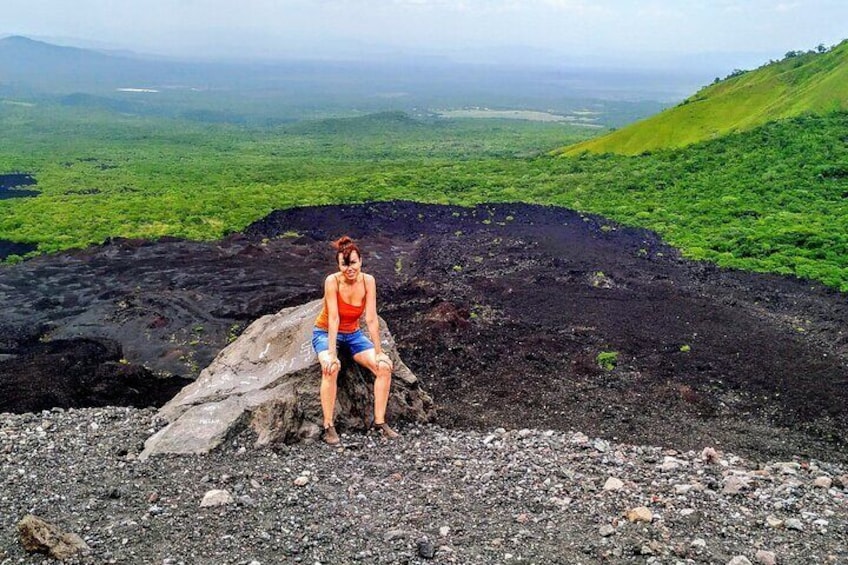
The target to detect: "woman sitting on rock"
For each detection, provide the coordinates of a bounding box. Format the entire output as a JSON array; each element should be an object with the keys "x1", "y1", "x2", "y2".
[{"x1": 313, "y1": 235, "x2": 398, "y2": 445}]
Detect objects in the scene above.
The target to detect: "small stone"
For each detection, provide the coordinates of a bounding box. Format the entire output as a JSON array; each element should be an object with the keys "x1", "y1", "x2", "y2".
[
  {"x1": 723, "y1": 475, "x2": 750, "y2": 495},
  {"x1": 570, "y1": 432, "x2": 589, "y2": 445},
  {"x1": 813, "y1": 518, "x2": 829, "y2": 527},
  {"x1": 701, "y1": 447, "x2": 720, "y2": 463},
  {"x1": 598, "y1": 524, "x2": 615, "y2": 537},
  {"x1": 765, "y1": 515, "x2": 783, "y2": 528},
  {"x1": 785, "y1": 518, "x2": 804, "y2": 531},
  {"x1": 626, "y1": 506, "x2": 653, "y2": 523},
  {"x1": 200, "y1": 489, "x2": 233, "y2": 507},
  {"x1": 813, "y1": 476, "x2": 833, "y2": 489},
  {"x1": 755, "y1": 550, "x2": 777, "y2": 565},
  {"x1": 293, "y1": 476, "x2": 309, "y2": 487},
  {"x1": 727, "y1": 557, "x2": 753, "y2": 565},
  {"x1": 603, "y1": 477, "x2": 625, "y2": 491},
  {"x1": 691, "y1": 538, "x2": 707, "y2": 549},
  {"x1": 17, "y1": 515, "x2": 91, "y2": 560},
  {"x1": 674, "y1": 484, "x2": 693, "y2": 495},
  {"x1": 773, "y1": 462, "x2": 800, "y2": 475},
  {"x1": 439, "y1": 526, "x2": 450, "y2": 537},
  {"x1": 660, "y1": 456, "x2": 686, "y2": 471},
  {"x1": 417, "y1": 539, "x2": 436, "y2": 559},
  {"x1": 384, "y1": 529, "x2": 408, "y2": 542}
]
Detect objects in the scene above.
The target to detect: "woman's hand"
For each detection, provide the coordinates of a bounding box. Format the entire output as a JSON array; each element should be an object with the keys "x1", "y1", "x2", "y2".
[
  {"x1": 321, "y1": 355, "x2": 340, "y2": 377},
  {"x1": 376, "y1": 352, "x2": 393, "y2": 371}
]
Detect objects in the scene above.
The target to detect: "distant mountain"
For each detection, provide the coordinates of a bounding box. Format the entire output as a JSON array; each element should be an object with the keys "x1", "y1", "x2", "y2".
[
  {"x1": 559, "y1": 40, "x2": 848, "y2": 156},
  {"x1": 0, "y1": 35, "x2": 178, "y2": 92}
]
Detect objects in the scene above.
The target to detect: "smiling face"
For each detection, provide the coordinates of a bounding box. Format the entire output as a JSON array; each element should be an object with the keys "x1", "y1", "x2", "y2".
[{"x1": 337, "y1": 249, "x2": 361, "y2": 282}]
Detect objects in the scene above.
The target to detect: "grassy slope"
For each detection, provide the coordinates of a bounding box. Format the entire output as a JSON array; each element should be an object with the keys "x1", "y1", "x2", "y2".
[{"x1": 560, "y1": 41, "x2": 848, "y2": 156}]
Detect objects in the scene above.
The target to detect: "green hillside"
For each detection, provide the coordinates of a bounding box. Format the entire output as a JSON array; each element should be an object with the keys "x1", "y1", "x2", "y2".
[
  {"x1": 2, "y1": 101, "x2": 847, "y2": 291},
  {"x1": 560, "y1": 40, "x2": 848, "y2": 156}
]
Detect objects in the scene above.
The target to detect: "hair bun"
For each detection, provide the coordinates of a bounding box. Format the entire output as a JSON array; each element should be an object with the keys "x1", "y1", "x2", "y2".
[{"x1": 333, "y1": 235, "x2": 355, "y2": 250}]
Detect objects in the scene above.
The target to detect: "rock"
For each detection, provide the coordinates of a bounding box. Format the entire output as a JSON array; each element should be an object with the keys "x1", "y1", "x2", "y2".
[
  {"x1": 417, "y1": 539, "x2": 436, "y2": 559},
  {"x1": 701, "y1": 447, "x2": 720, "y2": 463},
  {"x1": 674, "y1": 484, "x2": 693, "y2": 495},
  {"x1": 785, "y1": 518, "x2": 804, "y2": 531},
  {"x1": 17, "y1": 514, "x2": 90, "y2": 560},
  {"x1": 570, "y1": 432, "x2": 589, "y2": 445},
  {"x1": 625, "y1": 506, "x2": 653, "y2": 523},
  {"x1": 813, "y1": 476, "x2": 833, "y2": 489},
  {"x1": 727, "y1": 557, "x2": 753, "y2": 565},
  {"x1": 723, "y1": 474, "x2": 751, "y2": 495},
  {"x1": 0, "y1": 339, "x2": 191, "y2": 414},
  {"x1": 140, "y1": 300, "x2": 434, "y2": 457},
  {"x1": 293, "y1": 476, "x2": 309, "y2": 487},
  {"x1": 691, "y1": 538, "x2": 707, "y2": 549},
  {"x1": 598, "y1": 524, "x2": 615, "y2": 537},
  {"x1": 200, "y1": 489, "x2": 234, "y2": 507},
  {"x1": 592, "y1": 438, "x2": 610, "y2": 452},
  {"x1": 660, "y1": 455, "x2": 687, "y2": 471},
  {"x1": 755, "y1": 549, "x2": 777, "y2": 565},
  {"x1": 765, "y1": 515, "x2": 783, "y2": 528},
  {"x1": 384, "y1": 529, "x2": 408, "y2": 542},
  {"x1": 603, "y1": 477, "x2": 625, "y2": 491},
  {"x1": 771, "y1": 462, "x2": 800, "y2": 475},
  {"x1": 439, "y1": 526, "x2": 450, "y2": 537}
]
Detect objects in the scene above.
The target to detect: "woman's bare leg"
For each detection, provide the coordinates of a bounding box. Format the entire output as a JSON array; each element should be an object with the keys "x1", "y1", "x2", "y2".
[
  {"x1": 318, "y1": 350, "x2": 340, "y2": 427},
  {"x1": 353, "y1": 349, "x2": 394, "y2": 428}
]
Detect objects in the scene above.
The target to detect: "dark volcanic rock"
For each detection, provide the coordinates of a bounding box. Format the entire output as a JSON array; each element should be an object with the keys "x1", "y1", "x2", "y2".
[
  {"x1": 0, "y1": 173, "x2": 39, "y2": 201},
  {"x1": 0, "y1": 338, "x2": 191, "y2": 413},
  {"x1": 1, "y1": 201, "x2": 847, "y2": 464}
]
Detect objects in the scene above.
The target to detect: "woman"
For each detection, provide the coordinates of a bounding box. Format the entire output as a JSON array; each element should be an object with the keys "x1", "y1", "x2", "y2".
[{"x1": 312, "y1": 235, "x2": 398, "y2": 445}]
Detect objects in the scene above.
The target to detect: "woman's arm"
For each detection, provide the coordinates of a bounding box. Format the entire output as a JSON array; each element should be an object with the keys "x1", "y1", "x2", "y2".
[{"x1": 364, "y1": 274, "x2": 390, "y2": 366}]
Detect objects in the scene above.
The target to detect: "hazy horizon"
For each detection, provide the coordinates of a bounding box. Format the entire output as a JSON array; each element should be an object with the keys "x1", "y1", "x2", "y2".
[{"x1": 3, "y1": 0, "x2": 846, "y2": 74}]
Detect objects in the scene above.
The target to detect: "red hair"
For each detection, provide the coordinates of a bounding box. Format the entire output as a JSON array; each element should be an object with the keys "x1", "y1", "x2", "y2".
[{"x1": 333, "y1": 235, "x2": 361, "y2": 266}]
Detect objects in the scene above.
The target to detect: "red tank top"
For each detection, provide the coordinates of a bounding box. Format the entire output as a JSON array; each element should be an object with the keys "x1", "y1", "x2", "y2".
[{"x1": 315, "y1": 275, "x2": 367, "y2": 333}]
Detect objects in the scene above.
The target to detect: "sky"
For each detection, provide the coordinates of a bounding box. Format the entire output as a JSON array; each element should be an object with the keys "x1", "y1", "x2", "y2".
[{"x1": 3, "y1": 0, "x2": 847, "y2": 70}]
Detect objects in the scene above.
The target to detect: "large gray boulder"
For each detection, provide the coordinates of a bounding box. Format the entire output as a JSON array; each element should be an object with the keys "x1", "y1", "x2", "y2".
[{"x1": 141, "y1": 300, "x2": 434, "y2": 458}]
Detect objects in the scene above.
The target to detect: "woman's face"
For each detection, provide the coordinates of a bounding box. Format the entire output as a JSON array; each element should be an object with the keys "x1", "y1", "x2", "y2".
[{"x1": 338, "y1": 250, "x2": 361, "y2": 281}]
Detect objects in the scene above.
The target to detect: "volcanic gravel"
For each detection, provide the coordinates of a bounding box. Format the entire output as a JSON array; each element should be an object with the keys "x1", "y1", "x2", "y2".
[{"x1": 1, "y1": 406, "x2": 846, "y2": 564}]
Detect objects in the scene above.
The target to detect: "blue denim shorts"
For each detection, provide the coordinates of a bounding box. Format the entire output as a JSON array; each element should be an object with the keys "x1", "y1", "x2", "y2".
[{"x1": 312, "y1": 328, "x2": 375, "y2": 357}]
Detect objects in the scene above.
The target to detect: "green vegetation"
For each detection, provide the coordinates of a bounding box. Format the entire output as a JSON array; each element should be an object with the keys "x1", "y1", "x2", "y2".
[
  {"x1": 0, "y1": 104, "x2": 593, "y2": 252},
  {"x1": 561, "y1": 40, "x2": 848, "y2": 155},
  {"x1": 2, "y1": 101, "x2": 848, "y2": 292},
  {"x1": 597, "y1": 351, "x2": 619, "y2": 371}
]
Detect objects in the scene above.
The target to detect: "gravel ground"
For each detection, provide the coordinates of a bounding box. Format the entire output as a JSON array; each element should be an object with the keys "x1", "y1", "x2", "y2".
[{"x1": 1, "y1": 407, "x2": 846, "y2": 564}]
